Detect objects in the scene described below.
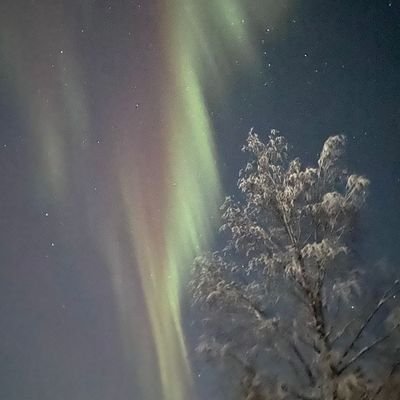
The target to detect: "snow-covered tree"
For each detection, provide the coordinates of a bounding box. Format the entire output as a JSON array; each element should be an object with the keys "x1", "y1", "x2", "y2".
[{"x1": 190, "y1": 130, "x2": 400, "y2": 400}]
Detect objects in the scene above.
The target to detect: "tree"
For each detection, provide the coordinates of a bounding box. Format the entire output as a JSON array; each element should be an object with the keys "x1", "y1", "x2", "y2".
[{"x1": 190, "y1": 130, "x2": 400, "y2": 400}]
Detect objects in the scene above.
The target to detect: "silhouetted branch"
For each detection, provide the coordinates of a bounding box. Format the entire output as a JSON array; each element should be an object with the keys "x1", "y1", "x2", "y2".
[
  {"x1": 289, "y1": 340, "x2": 316, "y2": 386},
  {"x1": 328, "y1": 319, "x2": 356, "y2": 345},
  {"x1": 338, "y1": 322, "x2": 400, "y2": 374},
  {"x1": 340, "y1": 280, "x2": 400, "y2": 362}
]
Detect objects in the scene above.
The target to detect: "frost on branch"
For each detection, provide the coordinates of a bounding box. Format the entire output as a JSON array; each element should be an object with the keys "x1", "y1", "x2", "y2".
[
  {"x1": 318, "y1": 134, "x2": 346, "y2": 172},
  {"x1": 190, "y1": 129, "x2": 399, "y2": 400}
]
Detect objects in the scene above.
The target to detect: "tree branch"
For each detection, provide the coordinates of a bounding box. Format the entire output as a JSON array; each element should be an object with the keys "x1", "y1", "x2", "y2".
[
  {"x1": 235, "y1": 291, "x2": 269, "y2": 321},
  {"x1": 340, "y1": 280, "x2": 400, "y2": 362},
  {"x1": 288, "y1": 340, "x2": 316, "y2": 386},
  {"x1": 338, "y1": 322, "x2": 400, "y2": 374},
  {"x1": 328, "y1": 319, "x2": 356, "y2": 345}
]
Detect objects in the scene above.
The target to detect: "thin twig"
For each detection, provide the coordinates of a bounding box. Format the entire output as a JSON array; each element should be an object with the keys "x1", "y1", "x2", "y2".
[
  {"x1": 338, "y1": 322, "x2": 400, "y2": 374},
  {"x1": 289, "y1": 340, "x2": 316, "y2": 386},
  {"x1": 329, "y1": 319, "x2": 356, "y2": 344},
  {"x1": 340, "y1": 280, "x2": 400, "y2": 362}
]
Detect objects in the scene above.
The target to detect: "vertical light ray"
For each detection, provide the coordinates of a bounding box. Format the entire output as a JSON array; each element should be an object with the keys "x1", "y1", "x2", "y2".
[
  {"x1": 118, "y1": 1, "x2": 292, "y2": 399},
  {"x1": 0, "y1": 15, "x2": 90, "y2": 199},
  {"x1": 1, "y1": 2, "x2": 293, "y2": 399}
]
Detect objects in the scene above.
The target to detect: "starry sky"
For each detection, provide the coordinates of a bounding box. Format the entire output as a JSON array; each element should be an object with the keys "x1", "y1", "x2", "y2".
[{"x1": 0, "y1": 1, "x2": 399, "y2": 400}]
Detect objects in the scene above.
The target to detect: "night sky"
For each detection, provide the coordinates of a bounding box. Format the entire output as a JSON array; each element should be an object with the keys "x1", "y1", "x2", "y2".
[{"x1": 0, "y1": 1, "x2": 399, "y2": 399}]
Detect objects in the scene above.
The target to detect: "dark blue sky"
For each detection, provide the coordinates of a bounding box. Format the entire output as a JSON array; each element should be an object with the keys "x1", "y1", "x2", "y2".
[
  {"x1": 214, "y1": 0, "x2": 400, "y2": 263},
  {"x1": 0, "y1": 1, "x2": 399, "y2": 399}
]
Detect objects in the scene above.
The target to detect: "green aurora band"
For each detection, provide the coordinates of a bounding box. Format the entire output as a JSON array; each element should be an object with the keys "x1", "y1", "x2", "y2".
[
  {"x1": 119, "y1": 2, "x2": 292, "y2": 399},
  {"x1": 0, "y1": 1, "x2": 292, "y2": 399}
]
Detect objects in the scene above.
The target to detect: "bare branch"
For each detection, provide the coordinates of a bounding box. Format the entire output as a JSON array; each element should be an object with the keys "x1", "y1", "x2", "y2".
[
  {"x1": 340, "y1": 280, "x2": 400, "y2": 361},
  {"x1": 289, "y1": 340, "x2": 316, "y2": 386},
  {"x1": 328, "y1": 319, "x2": 356, "y2": 345},
  {"x1": 338, "y1": 322, "x2": 400, "y2": 374}
]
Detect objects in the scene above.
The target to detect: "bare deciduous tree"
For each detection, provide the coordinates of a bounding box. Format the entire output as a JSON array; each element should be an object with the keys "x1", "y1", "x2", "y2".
[{"x1": 190, "y1": 130, "x2": 400, "y2": 400}]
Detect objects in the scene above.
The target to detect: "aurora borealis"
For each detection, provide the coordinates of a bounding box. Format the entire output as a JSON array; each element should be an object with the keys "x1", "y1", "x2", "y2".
[{"x1": 0, "y1": 1, "x2": 399, "y2": 399}]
